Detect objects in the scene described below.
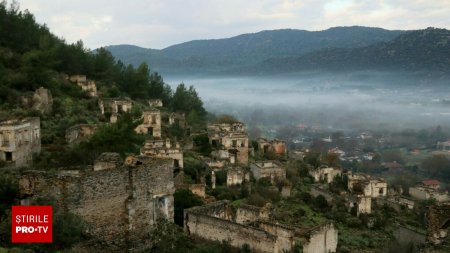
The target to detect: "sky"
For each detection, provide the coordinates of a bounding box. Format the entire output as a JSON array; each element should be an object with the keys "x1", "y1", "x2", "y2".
[{"x1": 14, "y1": 0, "x2": 450, "y2": 50}]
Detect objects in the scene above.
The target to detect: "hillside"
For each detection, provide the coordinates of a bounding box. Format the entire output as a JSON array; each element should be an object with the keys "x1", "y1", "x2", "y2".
[
  {"x1": 106, "y1": 26, "x2": 403, "y2": 74},
  {"x1": 256, "y1": 27, "x2": 450, "y2": 75},
  {"x1": 0, "y1": 2, "x2": 206, "y2": 166}
]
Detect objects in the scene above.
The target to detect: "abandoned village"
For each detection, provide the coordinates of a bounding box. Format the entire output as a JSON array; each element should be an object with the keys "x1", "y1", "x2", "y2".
[
  {"x1": 1, "y1": 73, "x2": 450, "y2": 253},
  {"x1": 1, "y1": 3, "x2": 450, "y2": 252}
]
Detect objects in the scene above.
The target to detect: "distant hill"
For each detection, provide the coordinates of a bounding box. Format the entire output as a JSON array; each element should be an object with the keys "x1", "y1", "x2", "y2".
[
  {"x1": 105, "y1": 26, "x2": 404, "y2": 75},
  {"x1": 255, "y1": 27, "x2": 450, "y2": 75}
]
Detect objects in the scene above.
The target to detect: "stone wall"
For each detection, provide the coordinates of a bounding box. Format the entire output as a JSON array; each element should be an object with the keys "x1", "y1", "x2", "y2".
[
  {"x1": 409, "y1": 186, "x2": 450, "y2": 202},
  {"x1": 227, "y1": 168, "x2": 248, "y2": 186},
  {"x1": 185, "y1": 202, "x2": 278, "y2": 253},
  {"x1": 258, "y1": 221, "x2": 295, "y2": 252},
  {"x1": 302, "y1": 223, "x2": 338, "y2": 253},
  {"x1": 185, "y1": 201, "x2": 337, "y2": 253},
  {"x1": 347, "y1": 195, "x2": 371, "y2": 216},
  {"x1": 376, "y1": 197, "x2": 415, "y2": 212},
  {"x1": 65, "y1": 124, "x2": 97, "y2": 145},
  {"x1": 310, "y1": 185, "x2": 334, "y2": 203},
  {"x1": 235, "y1": 204, "x2": 263, "y2": 224},
  {"x1": 19, "y1": 156, "x2": 174, "y2": 251},
  {"x1": 32, "y1": 87, "x2": 53, "y2": 114},
  {"x1": 186, "y1": 212, "x2": 278, "y2": 252},
  {"x1": 426, "y1": 203, "x2": 450, "y2": 245}
]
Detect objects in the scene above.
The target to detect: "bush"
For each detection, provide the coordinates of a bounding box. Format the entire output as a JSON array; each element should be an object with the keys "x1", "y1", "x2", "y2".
[
  {"x1": 0, "y1": 173, "x2": 18, "y2": 218},
  {"x1": 312, "y1": 195, "x2": 329, "y2": 212},
  {"x1": 146, "y1": 218, "x2": 194, "y2": 253},
  {"x1": 0, "y1": 196, "x2": 88, "y2": 252},
  {"x1": 247, "y1": 193, "x2": 266, "y2": 207},
  {"x1": 174, "y1": 189, "x2": 204, "y2": 226}
]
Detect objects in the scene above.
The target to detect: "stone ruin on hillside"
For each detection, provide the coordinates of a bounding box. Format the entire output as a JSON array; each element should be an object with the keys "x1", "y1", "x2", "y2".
[
  {"x1": 208, "y1": 122, "x2": 249, "y2": 165},
  {"x1": 18, "y1": 154, "x2": 175, "y2": 251},
  {"x1": 184, "y1": 201, "x2": 338, "y2": 253},
  {"x1": 135, "y1": 109, "x2": 162, "y2": 138},
  {"x1": 0, "y1": 117, "x2": 41, "y2": 168},
  {"x1": 69, "y1": 75, "x2": 98, "y2": 97}
]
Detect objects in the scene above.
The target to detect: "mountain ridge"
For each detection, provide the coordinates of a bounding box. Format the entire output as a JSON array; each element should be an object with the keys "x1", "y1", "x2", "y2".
[
  {"x1": 105, "y1": 26, "x2": 405, "y2": 75},
  {"x1": 105, "y1": 26, "x2": 450, "y2": 77}
]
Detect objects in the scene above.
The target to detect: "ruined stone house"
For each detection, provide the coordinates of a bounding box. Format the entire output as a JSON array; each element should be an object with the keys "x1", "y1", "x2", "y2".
[
  {"x1": 310, "y1": 185, "x2": 335, "y2": 204},
  {"x1": 227, "y1": 167, "x2": 250, "y2": 186},
  {"x1": 0, "y1": 118, "x2": 40, "y2": 168},
  {"x1": 98, "y1": 98, "x2": 133, "y2": 123},
  {"x1": 148, "y1": 99, "x2": 163, "y2": 108},
  {"x1": 409, "y1": 184, "x2": 450, "y2": 202},
  {"x1": 221, "y1": 132, "x2": 249, "y2": 165},
  {"x1": 203, "y1": 156, "x2": 228, "y2": 170},
  {"x1": 309, "y1": 166, "x2": 342, "y2": 184},
  {"x1": 426, "y1": 202, "x2": 450, "y2": 245},
  {"x1": 184, "y1": 201, "x2": 338, "y2": 253},
  {"x1": 19, "y1": 154, "x2": 175, "y2": 252},
  {"x1": 207, "y1": 122, "x2": 246, "y2": 133},
  {"x1": 250, "y1": 161, "x2": 286, "y2": 184},
  {"x1": 140, "y1": 138, "x2": 183, "y2": 168},
  {"x1": 69, "y1": 75, "x2": 98, "y2": 97},
  {"x1": 347, "y1": 172, "x2": 387, "y2": 198},
  {"x1": 93, "y1": 152, "x2": 122, "y2": 171},
  {"x1": 208, "y1": 129, "x2": 249, "y2": 165},
  {"x1": 347, "y1": 195, "x2": 372, "y2": 216},
  {"x1": 409, "y1": 181, "x2": 449, "y2": 202},
  {"x1": 376, "y1": 196, "x2": 415, "y2": 211},
  {"x1": 65, "y1": 124, "x2": 97, "y2": 145},
  {"x1": 20, "y1": 87, "x2": 53, "y2": 114},
  {"x1": 257, "y1": 138, "x2": 287, "y2": 155},
  {"x1": 169, "y1": 112, "x2": 187, "y2": 128},
  {"x1": 135, "y1": 109, "x2": 162, "y2": 138}
]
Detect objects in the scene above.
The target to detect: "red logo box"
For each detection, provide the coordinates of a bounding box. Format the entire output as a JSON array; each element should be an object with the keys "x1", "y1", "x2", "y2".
[{"x1": 11, "y1": 206, "x2": 52, "y2": 243}]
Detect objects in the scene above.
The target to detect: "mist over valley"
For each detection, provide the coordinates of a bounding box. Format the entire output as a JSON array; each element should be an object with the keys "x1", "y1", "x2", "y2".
[{"x1": 165, "y1": 71, "x2": 450, "y2": 135}]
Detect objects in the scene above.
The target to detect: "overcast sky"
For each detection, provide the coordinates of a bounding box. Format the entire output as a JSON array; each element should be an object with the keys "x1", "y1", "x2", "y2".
[{"x1": 15, "y1": 0, "x2": 450, "y2": 50}]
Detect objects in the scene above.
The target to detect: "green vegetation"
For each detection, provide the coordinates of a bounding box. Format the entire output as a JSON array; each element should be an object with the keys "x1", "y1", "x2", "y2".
[
  {"x1": 106, "y1": 27, "x2": 403, "y2": 75},
  {"x1": 173, "y1": 189, "x2": 204, "y2": 226},
  {"x1": 0, "y1": 2, "x2": 209, "y2": 252},
  {"x1": 0, "y1": 1, "x2": 207, "y2": 169},
  {"x1": 147, "y1": 218, "x2": 254, "y2": 253},
  {"x1": 260, "y1": 28, "x2": 450, "y2": 76},
  {"x1": 0, "y1": 192, "x2": 88, "y2": 252}
]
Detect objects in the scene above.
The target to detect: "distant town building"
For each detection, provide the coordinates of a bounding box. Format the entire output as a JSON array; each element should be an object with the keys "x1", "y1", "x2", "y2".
[
  {"x1": 257, "y1": 138, "x2": 287, "y2": 155},
  {"x1": 436, "y1": 140, "x2": 450, "y2": 151}
]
